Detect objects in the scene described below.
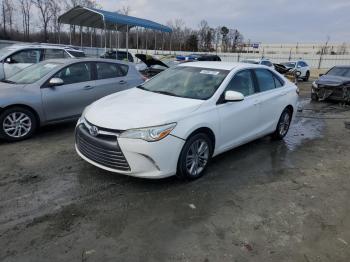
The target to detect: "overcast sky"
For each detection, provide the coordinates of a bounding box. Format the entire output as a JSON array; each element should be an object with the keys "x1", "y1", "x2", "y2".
[{"x1": 99, "y1": 0, "x2": 350, "y2": 43}]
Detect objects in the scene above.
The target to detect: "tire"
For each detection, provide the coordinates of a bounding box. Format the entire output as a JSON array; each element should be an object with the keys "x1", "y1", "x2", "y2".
[
  {"x1": 272, "y1": 108, "x2": 292, "y2": 140},
  {"x1": 177, "y1": 133, "x2": 213, "y2": 180},
  {"x1": 311, "y1": 92, "x2": 319, "y2": 102},
  {"x1": 0, "y1": 107, "x2": 38, "y2": 142},
  {"x1": 303, "y1": 71, "x2": 310, "y2": 82}
]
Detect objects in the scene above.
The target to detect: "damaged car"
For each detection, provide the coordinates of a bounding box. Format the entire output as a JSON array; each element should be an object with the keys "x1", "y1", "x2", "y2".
[
  {"x1": 311, "y1": 66, "x2": 350, "y2": 102},
  {"x1": 135, "y1": 54, "x2": 180, "y2": 79}
]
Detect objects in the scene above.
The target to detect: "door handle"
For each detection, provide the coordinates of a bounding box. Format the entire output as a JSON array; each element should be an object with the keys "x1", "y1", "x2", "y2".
[
  {"x1": 83, "y1": 85, "x2": 94, "y2": 90},
  {"x1": 119, "y1": 80, "x2": 127, "y2": 85}
]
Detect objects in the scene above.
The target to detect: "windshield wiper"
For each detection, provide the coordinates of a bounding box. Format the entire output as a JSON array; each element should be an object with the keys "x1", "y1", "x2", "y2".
[
  {"x1": 152, "y1": 90, "x2": 181, "y2": 97},
  {"x1": 1, "y1": 79, "x2": 16, "y2": 84},
  {"x1": 137, "y1": 85, "x2": 148, "y2": 90}
]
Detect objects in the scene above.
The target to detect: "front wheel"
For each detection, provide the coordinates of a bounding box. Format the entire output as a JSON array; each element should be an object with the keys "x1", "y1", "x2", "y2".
[
  {"x1": 177, "y1": 133, "x2": 213, "y2": 180},
  {"x1": 272, "y1": 108, "x2": 292, "y2": 140},
  {"x1": 0, "y1": 107, "x2": 37, "y2": 142}
]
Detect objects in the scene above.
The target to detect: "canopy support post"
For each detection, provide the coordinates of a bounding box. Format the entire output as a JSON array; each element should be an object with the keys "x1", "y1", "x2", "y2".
[
  {"x1": 162, "y1": 32, "x2": 165, "y2": 54},
  {"x1": 80, "y1": 26, "x2": 83, "y2": 48},
  {"x1": 109, "y1": 30, "x2": 112, "y2": 49},
  {"x1": 104, "y1": 21, "x2": 107, "y2": 52},
  {"x1": 136, "y1": 27, "x2": 139, "y2": 62},
  {"x1": 100, "y1": 28, "x2": 103, "y2": 48},
  {"x1": 169, "y1": 32, "x2": 172, "y2": 54},
  {"x1": 126, "y1": 25, "x2": 129, "y2": 61},
  {"x1": 154, "y1": 30, "x2": 156, "y2": 54},
  {"x1": 58, "y1": 23, "x2": 61, "y2": 44},
  {"x1": 69, "y1": 25, "x2": 72, "y2": 45},
  {"x1": 90, "y1": 28, "x2": 92, "y2": 48},
  {"x1": 115, "y1": 25, "x2": 119, "y2": 51},
  {"x1": 145, "y1": 29, "x2": 148, "y2": 54}
]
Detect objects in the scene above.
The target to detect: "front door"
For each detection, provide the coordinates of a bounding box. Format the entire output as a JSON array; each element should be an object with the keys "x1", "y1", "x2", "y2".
[
  {"x1": 41, "y1": 62, "x2": 96, "y2": 122},
  {"x1": 216, "y1": 69, "x2": 260, "y2": 151}
]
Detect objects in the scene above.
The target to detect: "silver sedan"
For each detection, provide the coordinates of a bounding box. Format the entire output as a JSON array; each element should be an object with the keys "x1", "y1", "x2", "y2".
[{"x1": 0, "y1": 58, "x2": 144, "y2": 141}]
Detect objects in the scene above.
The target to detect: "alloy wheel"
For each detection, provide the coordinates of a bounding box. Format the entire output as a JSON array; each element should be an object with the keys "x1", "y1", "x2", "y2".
[
  {"x1": 278, "y1": 112, "x2": 291, "y2": 137},
  {"x1": 3, "y1": 112, "x2": 32, "y2": 138},
  {"x1": 185, "y1": 139, "x2": 210, "y2": 177}
]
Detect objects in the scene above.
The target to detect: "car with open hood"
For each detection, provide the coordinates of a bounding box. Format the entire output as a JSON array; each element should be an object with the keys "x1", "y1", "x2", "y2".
[
  {"x1": 136, "y1": 54, "x2": 180, "y2": 79},
  {"x1": 311, "y1": 65, "x2": 350, "y2": 102},
  {"x1": 75, "y1": 62, "x2": 299, "y2": 180}
]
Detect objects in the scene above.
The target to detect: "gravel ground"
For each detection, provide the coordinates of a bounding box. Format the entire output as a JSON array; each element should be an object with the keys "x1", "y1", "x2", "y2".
[{"x1": 0, "y1": 80, "x2": 349, "y2": 262}]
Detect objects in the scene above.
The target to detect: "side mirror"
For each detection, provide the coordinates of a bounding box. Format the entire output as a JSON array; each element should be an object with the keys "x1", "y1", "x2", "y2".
[
  {"x1": 319, "y1": 73, "x2": 324, "y2": 77},
  {"x1": 224, "y1": 90, "x2": 244, "y2": 102},
  {"x1": 49, "y1": 77, "x2": 64, "y2": 87},
  {"x1": 5, "y1": 57, "x2": 12, "y2": 64}
]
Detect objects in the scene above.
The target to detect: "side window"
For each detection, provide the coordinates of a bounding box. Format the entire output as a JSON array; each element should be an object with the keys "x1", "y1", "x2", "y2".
[
  {"x1": 272, "y1": 72, "x2": 284, "y2": 88},
  {"x1": 255, "y1": 69, "x2": 276, "y2": 92},
  {"x1": 54, "y1": 63, "x2": 92, "y2": 85},
  {"x1": 44, "y1": 49, "x2": 66, "y2": 60},
  {"x1": 96, "y1": 62, "x2": 128, "y2": 80},
  {"x1": 226, "y1": 70, "x2": 256, "y2": 96},
  {"x1": 8, "y1": 49, "x2": 41, "y2": 64}
]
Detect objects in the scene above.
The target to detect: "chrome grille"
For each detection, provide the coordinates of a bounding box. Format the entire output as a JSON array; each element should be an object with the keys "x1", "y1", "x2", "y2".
[{"x1": 76, "y1": 124, "x2": 130, "y2": 171}]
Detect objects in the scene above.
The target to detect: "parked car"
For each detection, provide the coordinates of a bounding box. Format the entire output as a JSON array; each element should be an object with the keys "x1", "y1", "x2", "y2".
[
  {"x1": 0, "y1": 44, "x2": 85, "y2": 80},
  {"x1": 281, "y1": 60, "x2": 310, "y2": 81},
  {"x1": 311, "y1": 65, "x2": 350, "y2": 102},
  {"x1": 241, "y1": 58, "x2": 274, "y2": 68},
  {"x1": 0, "y1": 58, "x2": 143, "y2": 141},
  {"x1": 135, "y1": 54, "x2": 180, "y2": 79},
  {"x1": 100, "y1": 50, "x2": 134, "y2": 63},
  {"x1": 76, "y1": 62, "x2": 298, "y2": 180},
  {"x1": 176, "y1": 54, "x2": 221, "y2": 61}
]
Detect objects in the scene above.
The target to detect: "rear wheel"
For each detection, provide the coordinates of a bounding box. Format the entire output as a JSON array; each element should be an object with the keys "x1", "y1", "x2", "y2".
[
  {"x1": 177, "y1": 133, "x2": 213, "y2": 180},
  {"x1": 0, "y1": 107, "x2": 37, "y2": 142},
  {"x1": 304, "y1": 71, "x2": 310, "y2": 82},
  {"x1": 272, "y1": 108, "x2": 292, "y2": 140}
]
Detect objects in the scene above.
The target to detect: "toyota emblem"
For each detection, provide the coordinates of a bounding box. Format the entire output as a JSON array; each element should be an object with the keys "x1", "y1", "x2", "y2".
[{"x1": 89, "y1": 126, "x2": 99, "y2": 137}]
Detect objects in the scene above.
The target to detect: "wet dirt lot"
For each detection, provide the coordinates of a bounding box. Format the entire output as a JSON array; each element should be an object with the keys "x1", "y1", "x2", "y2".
[{"x1": 1, "y1": 81, "x2": 350, "y2": 262}]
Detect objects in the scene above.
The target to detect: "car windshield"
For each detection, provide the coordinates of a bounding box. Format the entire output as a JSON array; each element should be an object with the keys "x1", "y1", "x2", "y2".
[
  {"x1": 5, "y1": 62, "x2": 62, "y2": 84},
  {"x1": 138, "y1": 66, "x2": 229, "y2": 100},
  {"x1": 282, "y1": 62, "x2": 296, "y2": 68},
  {"x1": 327, "y1": 67, "x2": 350, "y2": 78}
]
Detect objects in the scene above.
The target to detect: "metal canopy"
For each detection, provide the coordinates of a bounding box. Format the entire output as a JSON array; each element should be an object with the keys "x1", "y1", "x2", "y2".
[{"x1": 58, "y1": 6, "x2": 172, "y2": 33}]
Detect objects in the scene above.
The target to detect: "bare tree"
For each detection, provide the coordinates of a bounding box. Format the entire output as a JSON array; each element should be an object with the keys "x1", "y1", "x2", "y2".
[
  {"x1": 18, "y1": 0, "x2": 32, "y2": 40},
  {"x1": 118, "y1": 5, "x2": 130, "y2": 15},
  {"x1": 32, "y1": 0, "x2": 54, "y2": 42},
  {"x1": 50, "y1": 0, "x2": 61, "y2": 42},
  {"x1": 1, "y1": 0, "x2": 7, "y2": 36},
  {"x1": 4, "y1": 0, "x2": 14, "y2": 33}
]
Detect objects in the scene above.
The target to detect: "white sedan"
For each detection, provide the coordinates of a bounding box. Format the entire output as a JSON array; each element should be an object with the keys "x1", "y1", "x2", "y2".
[{"x1": 75, "y1": 62, "x2": 298, "y2": 180}]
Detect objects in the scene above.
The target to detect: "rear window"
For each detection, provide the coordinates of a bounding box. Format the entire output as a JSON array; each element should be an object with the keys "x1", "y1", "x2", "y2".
[{"x1": 66, "y1": 50, "x2": 85, "y2": 58}]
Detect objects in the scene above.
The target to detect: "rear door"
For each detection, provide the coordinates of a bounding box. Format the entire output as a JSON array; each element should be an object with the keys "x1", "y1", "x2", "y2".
[
  {"x1": 217, "y1": 69, "x2": 261, "y2": 150},
  {"x1": 41, "y1": 62, "x2": 96, "y2": 121},
  {"x1": 3, "y1": 49, "x2": 42, "y2": 78},
  {"x1": 252, "y1": 68, "x2": 287, "y2": 135},
  {"x1": 94, "y1": 62, "x2": 131, "y2": 98}
]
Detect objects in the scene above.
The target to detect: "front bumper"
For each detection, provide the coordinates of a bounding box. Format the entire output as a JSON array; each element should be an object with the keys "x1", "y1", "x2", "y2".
[
  {"x1": 312, "y1": 84, "x2": 350, "y2": 102},
  {"x1": 75, "y1": 121, "x2": 185, "y2": 179}
]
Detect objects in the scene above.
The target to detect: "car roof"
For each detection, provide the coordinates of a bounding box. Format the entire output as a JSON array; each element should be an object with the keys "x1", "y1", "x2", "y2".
[
  {"x1": 3, "y1": 43, "x2": 84, "y2": 52},
  {"x1": 333, "y1": 65, "x2": 350, "y2": 68},
  {"x1": 43, "y1": 57, "x2": 132, "y2": 65},
  {"x1": 177, "y1": 62, "x2": 268, "y2": 71}
]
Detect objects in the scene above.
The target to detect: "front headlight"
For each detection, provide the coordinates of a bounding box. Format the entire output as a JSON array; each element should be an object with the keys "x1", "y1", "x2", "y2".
[
  {"x1": 120, "y1": 123, "x2": 177, "y2": 142},
  {"x1": 312, "y1": 81, "x2": 318, "y2": 88}
]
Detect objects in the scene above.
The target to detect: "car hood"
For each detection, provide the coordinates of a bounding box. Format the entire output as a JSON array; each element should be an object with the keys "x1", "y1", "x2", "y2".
[
  {"x1": 135, "y1": 54, "x2": 169, "y2": 68},
  {"x1": 0, "y1": 81, "x2": 26, "y2": 91},
  {"x1": 316, "y1": 75, "x2": 350, "y2": 87},
  {"x1": 85, "y1": 88, "x2": 204, "y2": 130}
]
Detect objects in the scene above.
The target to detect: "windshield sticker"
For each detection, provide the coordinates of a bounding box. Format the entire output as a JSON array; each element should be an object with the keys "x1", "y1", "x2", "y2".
[{"x1": 200, "y1": 70, "x2": 220, "y2": 75}]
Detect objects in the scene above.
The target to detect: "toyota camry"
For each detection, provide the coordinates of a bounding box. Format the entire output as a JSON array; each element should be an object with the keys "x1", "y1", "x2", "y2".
[{"x1": 75, "y1": 62, "x2": 298, "y2": 180}]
